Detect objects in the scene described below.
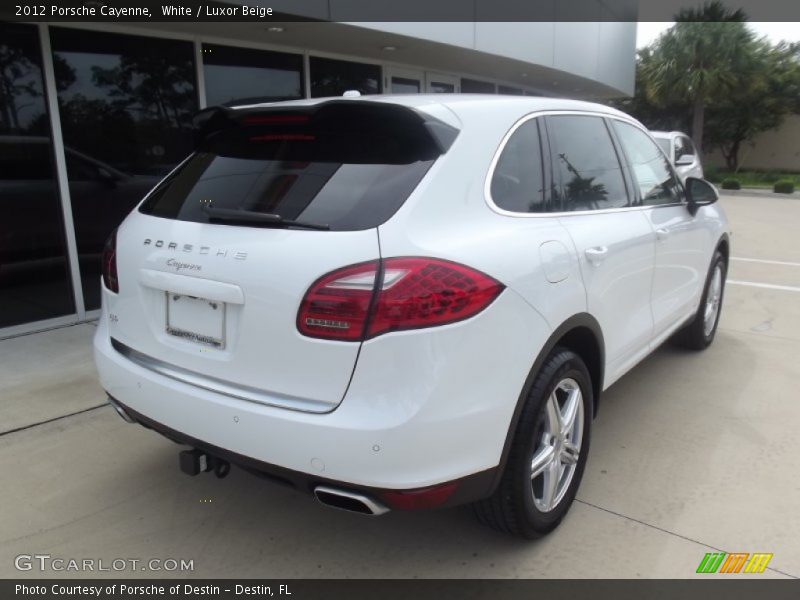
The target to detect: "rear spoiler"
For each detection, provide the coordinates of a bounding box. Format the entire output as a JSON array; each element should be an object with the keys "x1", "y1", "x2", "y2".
[{"x1": 191, "y1": 100, "x2": 459, "y2": 156}]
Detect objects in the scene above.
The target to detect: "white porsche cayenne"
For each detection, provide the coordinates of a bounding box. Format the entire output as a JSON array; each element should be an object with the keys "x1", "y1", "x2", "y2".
[{"x1": 94, "y1": 95, "x2": 730, "y2": 537}]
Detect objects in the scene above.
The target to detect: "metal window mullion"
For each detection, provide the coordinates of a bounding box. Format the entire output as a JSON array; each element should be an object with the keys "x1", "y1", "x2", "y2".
[
  {"x1": 303, "y1": 51, "x2": 311, "y2": 99},
  {"x1": 38, "y1": 23, "x2": 86, "y2": 320},
  {"x1": 194, "y1": 39, "x2": 207, "y2": 109}
]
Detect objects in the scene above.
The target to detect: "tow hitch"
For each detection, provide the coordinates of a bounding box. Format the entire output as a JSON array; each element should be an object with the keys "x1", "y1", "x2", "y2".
[{"x1": 179, "y1": 448, "x2": 231, "y2": 479}]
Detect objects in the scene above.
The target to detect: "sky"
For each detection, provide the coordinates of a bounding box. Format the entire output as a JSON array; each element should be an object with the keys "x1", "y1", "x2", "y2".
[{"x1": 636, "y1": 21, "x2": 800, "y2": 48}]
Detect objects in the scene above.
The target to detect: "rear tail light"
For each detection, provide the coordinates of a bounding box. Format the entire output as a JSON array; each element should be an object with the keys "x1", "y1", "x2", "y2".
[
  {"x1": 101, "y1": 229, "x2": 119, "y2": 293},
  {"x1": 297, "y1": 257, "x2": 504, "y2": 341},
  {"x1": 297, "y1": 261, "x2": 379, "y2": 341}
]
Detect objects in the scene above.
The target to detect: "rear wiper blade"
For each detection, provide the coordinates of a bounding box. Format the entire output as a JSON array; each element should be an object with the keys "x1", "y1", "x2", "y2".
[{"x1": 202, "y1": 205, "x2": 330, "y2": 231}]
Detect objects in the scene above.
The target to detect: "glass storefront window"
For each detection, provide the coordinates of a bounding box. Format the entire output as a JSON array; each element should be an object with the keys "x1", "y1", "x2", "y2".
[
  {"x1": 310, "y1": 56, "x2": 381, "y2": 97},
  {"x1": 202, "y1": 43, "x2": 303, "y2": 106},
  {"x1": 429, "y1": 81, "x2": 455, "y2": 93},
  {"x1": 50, "y1": 27, "x2": 198, "y2": 310},
  {"x1": 0, "y1": 22, "x2": 75, "y2": 328},
  {"x1": 390, "y1": 77, "x2": 421, "y2": 94},
  {"x1": 499, "y1": 85, "x2": 524, "y2": 96},
  {"x1": 461, "y1": 78, "x2": 495, "y2": 93}
]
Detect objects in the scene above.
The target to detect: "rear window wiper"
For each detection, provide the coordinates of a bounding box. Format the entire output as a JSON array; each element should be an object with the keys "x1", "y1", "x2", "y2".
[{"x1": 202, "y1": 204, "x2": 330, "y2": 231}]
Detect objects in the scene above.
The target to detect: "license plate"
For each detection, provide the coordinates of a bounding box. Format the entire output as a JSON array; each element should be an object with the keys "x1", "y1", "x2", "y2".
[{"x1": 166, "y1": 293, "x2": 226, "y2": 348}]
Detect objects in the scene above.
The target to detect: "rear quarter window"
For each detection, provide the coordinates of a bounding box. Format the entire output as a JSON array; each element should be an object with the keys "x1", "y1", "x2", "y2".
[{"x1": 490, "y1": 119, "x2": 547, "y2": 213}]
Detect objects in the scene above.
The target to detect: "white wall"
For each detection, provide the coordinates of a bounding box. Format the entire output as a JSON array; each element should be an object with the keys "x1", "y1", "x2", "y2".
[
  {"x1": 706, "y1": 115, "x2": 800, "y2": 172},
  {"x1": 227, "y1": 0, "x2": 637, "y2": 96},
  {"x1": 351, "y1": 21, "x2": 636, "y2": 96}
]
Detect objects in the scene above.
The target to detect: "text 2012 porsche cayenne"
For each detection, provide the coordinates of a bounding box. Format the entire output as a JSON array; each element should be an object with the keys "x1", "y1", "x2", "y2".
[{"x1": 95, "y1": 95, "x2": 729, "y2": 537}]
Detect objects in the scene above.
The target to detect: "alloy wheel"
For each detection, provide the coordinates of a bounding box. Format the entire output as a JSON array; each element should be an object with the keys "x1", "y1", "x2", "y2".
[
  {"x1": 703, "y1": 264, "x2": 723, "y2": 337},
  {"x1": 530, "y1": 378, "x2": 584, "y2": 513}
]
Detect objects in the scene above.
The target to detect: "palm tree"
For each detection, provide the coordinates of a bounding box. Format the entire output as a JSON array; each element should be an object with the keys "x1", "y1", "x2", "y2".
[{"x1": 640, "y1": 1, "x2": 758, "y2": 154}]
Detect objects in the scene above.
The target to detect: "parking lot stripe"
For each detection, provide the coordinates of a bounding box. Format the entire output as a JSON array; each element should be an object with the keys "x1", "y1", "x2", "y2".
[
  {"x1": 728, "y1": 280, "x2": 800, "y2": 293},
  {"x1": 731, "y1": 257, "x2": 800, "y2": 267},
  {"x1": 575, "y1": 499, "x2": 797, "y2": 578}
]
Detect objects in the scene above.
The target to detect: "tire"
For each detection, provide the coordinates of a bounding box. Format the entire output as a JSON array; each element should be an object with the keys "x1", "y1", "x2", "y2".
[
  {"x1": 671, "y1": 250, "x2": 727, "y2": 350},
  {"x1": 473, "y1": 348, "x2": 593, "y2": 538}
]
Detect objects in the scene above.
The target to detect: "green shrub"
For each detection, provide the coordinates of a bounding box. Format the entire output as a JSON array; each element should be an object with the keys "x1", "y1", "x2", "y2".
[
  {"x1": 721, "y1": 178, "x2": 741, "y2": 190},
  {"x1": 704, "y1": 166, "x2": 722, "y2": 183},
  {"x1": 773, "y1": 180, "x2": 795, "y2": 194}
]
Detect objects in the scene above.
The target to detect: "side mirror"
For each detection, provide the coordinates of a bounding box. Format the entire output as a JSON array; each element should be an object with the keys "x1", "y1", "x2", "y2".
[
  {"x1": 675, "y1": 153, "x2": 695, "y2": 166},
  {"x1": 685, "y1": 177, "x2": 719, "y2": 216}
]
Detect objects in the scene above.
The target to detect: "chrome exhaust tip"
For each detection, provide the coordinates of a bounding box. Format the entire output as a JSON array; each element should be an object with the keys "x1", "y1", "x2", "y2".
[
  {"x1": 107, "y1": 396, "x2": 136, "y2": 424},
  {"x1": 313, "y1": 486, "x2": 389, "y2": 516}
]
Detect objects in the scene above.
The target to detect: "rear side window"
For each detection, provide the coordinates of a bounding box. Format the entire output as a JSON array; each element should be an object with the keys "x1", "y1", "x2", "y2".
[
  {"x1": 490, "y1": 119, "x2": 546, "y2": 213},
  {"x1": 612, "y1": 121, "x2": 683, "y2": 207},
  {"x1": 547, "y1": 115, "x2": 629, "y2": 212},
  {"x1": 139, "y1": 107, "x2": 443, "y2": 231}
]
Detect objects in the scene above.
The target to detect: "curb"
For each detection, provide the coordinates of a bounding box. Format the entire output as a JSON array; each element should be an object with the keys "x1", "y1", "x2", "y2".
[{"x1": 719, "y1": 188, "x2": 800, "y2": 199}]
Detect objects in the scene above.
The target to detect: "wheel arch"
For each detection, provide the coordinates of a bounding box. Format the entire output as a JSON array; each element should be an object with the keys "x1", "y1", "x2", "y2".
[
  {"x1": 486, "y1": 313, "x2": 605, "y2": 497},
  {"x1": 716, "y1": 232, "x2": 730, "y2": 264}
]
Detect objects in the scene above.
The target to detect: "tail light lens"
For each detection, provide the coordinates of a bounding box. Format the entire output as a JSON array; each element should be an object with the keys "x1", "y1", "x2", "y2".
[
  {"x1": 101, "y1": 230, "x2": 119, "y2": 293},
  {"x1": 296, "y1": 261, "x2": 379, "y2": 341},
  {"x1": 380, "y1": 482, "x2": 459, "y2": 511},
  {"x1": 297, "y1": 257, "x2": 504, "y2": 341}
]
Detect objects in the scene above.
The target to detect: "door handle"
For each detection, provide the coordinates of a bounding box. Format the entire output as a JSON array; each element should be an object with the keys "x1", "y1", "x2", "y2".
[
  {"x1": 656, "y1": 228, "x2": 670, "y2": 241},
  {"x1": 584, "y1": 246, "x2": 608, "y2": 265}
]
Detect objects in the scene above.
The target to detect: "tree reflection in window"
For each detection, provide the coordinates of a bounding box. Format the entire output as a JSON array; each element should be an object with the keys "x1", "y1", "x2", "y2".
[
  {"x1": 0, "y1": 23, "x2": 75, "y2": 327},
  {"x1": 548, "y1": 115, "x2": 629, "y2": 212},
  {"x1": 50, "y1": 27, "x2": 198, "y2": 310},
  {"x1": 557, "y1": 152, "x2": 609, "y2": 211},
  {"x1": 51, "y1": 27, "x2": 197, "y2": 177}
]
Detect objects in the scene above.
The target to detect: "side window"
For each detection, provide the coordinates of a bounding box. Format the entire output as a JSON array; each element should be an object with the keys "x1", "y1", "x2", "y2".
[
  {"x1": 547, "y1": 115, "x2": 629, "y2": 212},
  {"x1": 674, "y1": 136, "x2": 688, "y2": 162},
  {"x1": 612, "y1": 121, "x2": 683, "y2": 206},
  {"x1": 677, "y1": 136, "x2": 695, "y2": 161},
  {"x1": 490, "y1": 119, "x2": 546, "y2": 213}
]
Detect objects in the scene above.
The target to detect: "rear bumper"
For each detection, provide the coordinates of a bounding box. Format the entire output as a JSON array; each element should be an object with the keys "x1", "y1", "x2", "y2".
[
  {"x1": 107, "y1": 394, "x2": 497, "y2": 509},
  {"x1": 94, "y1": 287, "x2": 550, "y2": 496}
]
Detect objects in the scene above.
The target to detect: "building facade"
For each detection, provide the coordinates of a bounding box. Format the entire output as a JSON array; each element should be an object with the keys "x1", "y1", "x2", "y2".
[
  {"x1": 0, "y1": 13, "x2": 636, "y2": 336},
  {"x1": 705, "y1": 115, "x2": 800, "y2": 172}
]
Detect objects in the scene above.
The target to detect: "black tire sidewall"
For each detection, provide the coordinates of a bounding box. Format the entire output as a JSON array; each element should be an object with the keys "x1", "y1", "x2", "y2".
[
  {"x1": 696, "y1": 251, "x2": 727, "y2": 347},
  {"x1": 512, "y1": 350, "x2": 593, "y2": 537}
]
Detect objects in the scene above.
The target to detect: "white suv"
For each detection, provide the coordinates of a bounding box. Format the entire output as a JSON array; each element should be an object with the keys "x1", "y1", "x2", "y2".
[
  {"x1": 650, "y1": 130, "x2": 704, "y2": 182},
  {"x1": 94, "y1": 95, "x2": 729, "y2": 538}
]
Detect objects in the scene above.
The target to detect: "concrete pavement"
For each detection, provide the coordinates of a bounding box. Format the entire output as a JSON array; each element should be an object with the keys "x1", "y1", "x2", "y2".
[{"x1": 1, "y1": 193, "x2": 798, "y2": 579}]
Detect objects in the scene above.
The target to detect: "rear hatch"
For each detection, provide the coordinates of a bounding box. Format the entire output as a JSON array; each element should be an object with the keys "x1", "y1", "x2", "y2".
[{"x1": 109, "y1": 100, "x2": 457, "y2": 412}]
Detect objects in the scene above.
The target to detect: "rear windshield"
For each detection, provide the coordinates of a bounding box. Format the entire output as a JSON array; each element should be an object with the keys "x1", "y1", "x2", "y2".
[{"x1": 139, "y1": 109, "x2": 440, "y2": 231}]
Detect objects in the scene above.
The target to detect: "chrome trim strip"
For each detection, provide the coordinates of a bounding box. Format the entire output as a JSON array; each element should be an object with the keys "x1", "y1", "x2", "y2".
[
  {"x1": 110, "y1": 338, "x2": 335, "y2": 414},
  {"x1": 314, "y1": 485, "x2": 390, "y2": 516},
  {"x1": 483, "y1": 110, "x2": 687, "y2": 219}
]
